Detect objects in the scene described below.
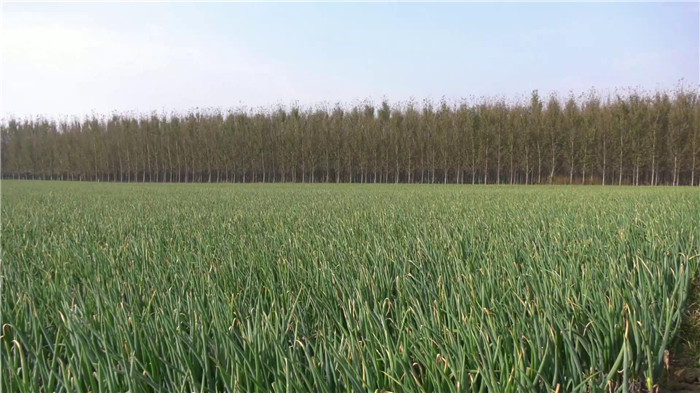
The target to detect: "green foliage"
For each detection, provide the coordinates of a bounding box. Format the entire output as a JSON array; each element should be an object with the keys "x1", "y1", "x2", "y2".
[
  {"x1": 1, "y1": 181, "x2": 699, "y2": 392},
  {"x1": 1, "y1": 89, "x2": 699, "y2": 185}
]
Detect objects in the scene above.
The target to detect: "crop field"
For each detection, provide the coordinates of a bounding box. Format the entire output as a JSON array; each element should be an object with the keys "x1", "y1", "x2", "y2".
[{"x1": 1, "y1": 181, "x2": 699, "y2": 392}]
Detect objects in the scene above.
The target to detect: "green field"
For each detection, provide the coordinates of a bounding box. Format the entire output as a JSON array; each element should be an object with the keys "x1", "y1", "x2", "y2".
[{"x1": 2, "y1": 181, "x2": 699, "y2": 392}]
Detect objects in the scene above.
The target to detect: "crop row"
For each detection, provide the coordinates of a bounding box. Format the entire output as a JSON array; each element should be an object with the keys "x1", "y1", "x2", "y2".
[{"x1": 1, "y1": 182, "x2": 698, "y2": 392}]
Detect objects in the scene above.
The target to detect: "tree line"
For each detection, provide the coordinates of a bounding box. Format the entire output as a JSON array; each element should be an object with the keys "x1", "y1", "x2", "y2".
[{"x1": 2, "y1": 89, "x2": 699, "y2": 185}]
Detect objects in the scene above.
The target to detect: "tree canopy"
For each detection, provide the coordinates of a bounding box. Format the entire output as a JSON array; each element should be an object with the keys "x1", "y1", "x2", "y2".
[{"x1": 2, "y1": 89, "x2": 699, "y2": 185}]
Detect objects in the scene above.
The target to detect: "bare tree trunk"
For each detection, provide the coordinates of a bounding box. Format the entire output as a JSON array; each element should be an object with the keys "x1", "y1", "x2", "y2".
[
  {"x1": 550, "y1": 140, "x2": 555, "y2": 184},
  {"x1": 395, "y1": 150, "x2": 400, "y2": 184},
  {"x1": 483, "y1": 152, "x2": 488, "y2": 184},
  {"x1": 651, "y1": 129, "x2": 657, "y2": 185},
  {"x1": 509, "y1": 151, "x2": 514, "y2": 185},
  {"x1": 444, "y1": 158, "x2": 448, "y2": 184},
  {"x1": 537, "y1": 143, "x2": 542, "y2": 184},
  {"x1": 602, "y1": 139, "x2": 606, "y2": 186},
  {"x1": 127, "y1": 150, "x2": 132, "y2": 183},
  {"x1": 145, "y1": 141, "x2": 150, "y2": 182},
  {"x1": 336, "y1": 156, "x2": 340, "y2": 183},
  {"x1": 569, "y1": 162, "x2": 574, "y2": 184},
  {"x1": 692, "y1": 134, "x2": 697, "y2": 186},
  {"x1": 191, "y1": 154, "x2": 196, "y2": 183},
  {"x1": 407, "y1": 149, "x2": 413, "y2": 184},
  {"x1": 692, "y1": 153, "x2": 696, "y2": 186},
  {"x1": 421, "y1": 153, "x2": 425, "y2": 183},
  {"x1": 673, "y1": 155, "x2": 678, "y2": 186},
  {"x1": 525, "y1": 146, "x2": 530, "y2": 185},
  {"x1": 373, "y1": 154, "x2": 377, "y2": 183},
  {"x1": 92, "y1": 141, "x2": 99, "y2": 182},
  {"x1": 496, "y1": 145, "x2": 501, "y2": 185},
  {"x1": 618, "y1": 136, "x2": 623, "y2": 186},
  {"x1": 569, "y1": 136, "x2": 575, "y2": 184}
]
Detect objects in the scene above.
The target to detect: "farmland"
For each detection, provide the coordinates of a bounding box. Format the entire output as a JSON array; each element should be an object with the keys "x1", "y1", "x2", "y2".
[{"x1": 1, "y1": 181, "x2": 699, "y2": 392}]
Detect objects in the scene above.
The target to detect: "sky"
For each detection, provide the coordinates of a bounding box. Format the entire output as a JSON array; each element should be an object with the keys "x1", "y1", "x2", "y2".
[{"x1": 1, "y1": 2, "x2": 698, "y2": 119}]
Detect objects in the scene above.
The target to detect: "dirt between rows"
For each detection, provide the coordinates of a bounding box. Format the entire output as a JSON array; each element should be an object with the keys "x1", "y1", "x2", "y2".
[
  {"x1": 659, "y1": 354, "x2": 700, "y2": 393},
  {"x1": 659, "y1": 274, "x2": 700, "y2": 393}
]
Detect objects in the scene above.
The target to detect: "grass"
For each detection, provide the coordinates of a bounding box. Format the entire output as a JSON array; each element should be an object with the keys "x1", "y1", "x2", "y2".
[{"x1": 1, "y1": 181, "x2": 699, "y2": 393}]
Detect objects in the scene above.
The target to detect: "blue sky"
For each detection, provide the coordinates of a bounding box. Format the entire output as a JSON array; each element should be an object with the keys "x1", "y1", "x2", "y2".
[{"x1": 1, "y1": 2, "x2": 698, "y2": 119}]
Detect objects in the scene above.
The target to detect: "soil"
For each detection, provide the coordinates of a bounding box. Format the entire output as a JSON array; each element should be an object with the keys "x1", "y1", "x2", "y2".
[
  {"x1": 659, "y1": 274, "x2": 700, "y2": 393},
  {"x1": 659, "y1": 355, "x2": 700, "y2": 392}
]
